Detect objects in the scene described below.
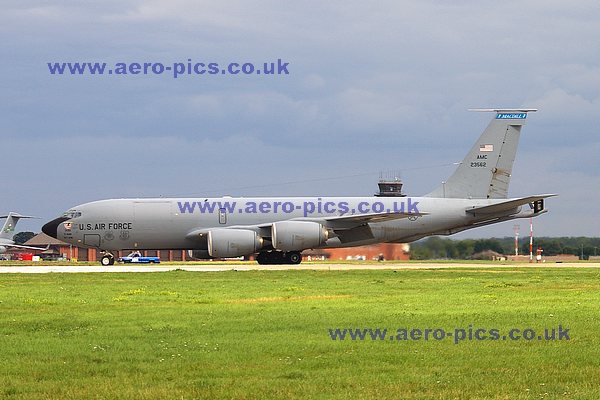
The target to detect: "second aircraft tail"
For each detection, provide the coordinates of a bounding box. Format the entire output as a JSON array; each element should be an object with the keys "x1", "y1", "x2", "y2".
[{"x1": 0, "y1": 212, "x2": 36, "y2": 240}]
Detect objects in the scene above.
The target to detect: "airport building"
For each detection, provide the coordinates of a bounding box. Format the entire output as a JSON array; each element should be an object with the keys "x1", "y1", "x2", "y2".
[
  {"x1": 307, "y1": 243, "x2": 410, "y2": 261},
  {"x1": 22, "y1": 232, "x2": 410, "y2": 262},
  {"x1": 23, "y1": 233, "x2": 190, "y2": 261}
]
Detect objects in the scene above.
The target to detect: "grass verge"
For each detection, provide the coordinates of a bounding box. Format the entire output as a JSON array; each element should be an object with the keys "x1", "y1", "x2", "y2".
[{"x1": 0, "y1": 268, "x2": 598, "y2": 399}]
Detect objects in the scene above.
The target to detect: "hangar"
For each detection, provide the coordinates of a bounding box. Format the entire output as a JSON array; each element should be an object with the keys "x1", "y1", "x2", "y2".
[
  {"x1": 23, "y1": 233, "x2": 190, "y2": 262},
  {"x1": 22, "y1": 233, "x2": 409, "y2": 262}
]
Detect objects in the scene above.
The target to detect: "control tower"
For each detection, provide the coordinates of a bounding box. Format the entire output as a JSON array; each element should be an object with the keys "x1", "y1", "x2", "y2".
[{"x1": 374, "y1": 172, "x2": 406, "y2": 197}]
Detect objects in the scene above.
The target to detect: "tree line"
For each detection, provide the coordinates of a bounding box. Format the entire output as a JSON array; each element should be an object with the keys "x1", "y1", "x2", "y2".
[{"x1": 410, "y1": 236, "x2": 600, "y2": 260}]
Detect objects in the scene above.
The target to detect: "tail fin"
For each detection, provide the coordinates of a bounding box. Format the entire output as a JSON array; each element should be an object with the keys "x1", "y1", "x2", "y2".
[
  {"x1": 0, "y1": 212, "x2": 36, "y2": 239},
  {"x1": 426, "y1": 109, "x2": 537, "y2": 199}
]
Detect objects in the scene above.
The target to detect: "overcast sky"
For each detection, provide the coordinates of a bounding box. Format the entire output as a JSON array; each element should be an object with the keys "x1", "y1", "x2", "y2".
[{"x1": 2, "y1": 0, "x2": 599, "y2": 238}]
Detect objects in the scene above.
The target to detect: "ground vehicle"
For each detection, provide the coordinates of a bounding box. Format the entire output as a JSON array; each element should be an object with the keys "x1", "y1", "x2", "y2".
[{"x1": 117, "y1": 252, "x2": 160, "y2": 264}]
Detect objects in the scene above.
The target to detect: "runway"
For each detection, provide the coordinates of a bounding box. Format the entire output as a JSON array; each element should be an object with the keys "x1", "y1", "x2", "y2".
[{"x1": 0, "y1": 262, "x2": 598, "y2": 273}]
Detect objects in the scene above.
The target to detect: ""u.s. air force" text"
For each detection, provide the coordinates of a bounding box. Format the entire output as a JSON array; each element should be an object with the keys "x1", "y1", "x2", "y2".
[{"x1": 77, "y1": 222, "x2": 132, "y2": 231}]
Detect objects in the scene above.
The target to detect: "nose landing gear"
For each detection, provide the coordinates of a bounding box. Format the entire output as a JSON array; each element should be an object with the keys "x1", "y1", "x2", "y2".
[{"x1": 100, "y1": 252, "x2": 115, "y2": 266}]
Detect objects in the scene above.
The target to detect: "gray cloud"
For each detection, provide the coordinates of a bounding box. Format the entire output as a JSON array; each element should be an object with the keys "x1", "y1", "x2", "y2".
[{"x1": 2, "y1": 0, "x2": 599, "y2": 237}]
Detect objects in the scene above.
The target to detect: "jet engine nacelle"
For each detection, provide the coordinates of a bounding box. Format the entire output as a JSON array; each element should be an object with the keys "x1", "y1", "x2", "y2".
[
  {"x1": 207, "y1": 229, "x2": 263, "y2": 258},
  {"x1": 271, "y1": 221, "x2": 329, "y2": 251},
  {"x1": 187, "y1": 250, "x2": 210, "y2": 260},
  {"x1": 0, "y1": 246, "x2": 6, "y2": 254}
]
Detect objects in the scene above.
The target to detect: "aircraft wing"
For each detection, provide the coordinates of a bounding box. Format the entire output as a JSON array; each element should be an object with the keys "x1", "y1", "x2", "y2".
[
  {"x1": 261, "y1": 211, "x2": 427, "y2": 230},
  {"x1": 466, "y1": 194, "x2": 557, "y2": 216},
  {"x1": 185, "y1": 211, "x2": 427, "y2": 240},
  {"x1": 318, "y1": 211, "x2": 426, "y2": 230},
  {"x1": 310, "y1": 212, "x2": 427, "y2": 243},
  {"x1": 2, "y1": 243, "x2": 49, "y2": 251}
]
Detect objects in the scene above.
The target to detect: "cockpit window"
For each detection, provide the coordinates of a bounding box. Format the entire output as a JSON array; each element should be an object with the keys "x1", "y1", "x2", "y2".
[{"x1": 62, "y1": 210, "x2": 82, "y2": 219}]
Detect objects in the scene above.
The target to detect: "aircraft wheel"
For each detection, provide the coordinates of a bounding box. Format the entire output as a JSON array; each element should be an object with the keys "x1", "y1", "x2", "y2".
[
  {"x1": 256, "y1": 252, "x2": 270, "y2": 265},
  {"x1": 101, "y1": 254, "x2": 114, "y2": 266},
  {"x1": 271, "y1": 251, "x2": 286, "y2": 264},
  {"x1": 286, "y1": 252, "x2": 302, "y2": 265},
  {"x1": 257, "y1": 251, "x2": 290, "y2": 265}
]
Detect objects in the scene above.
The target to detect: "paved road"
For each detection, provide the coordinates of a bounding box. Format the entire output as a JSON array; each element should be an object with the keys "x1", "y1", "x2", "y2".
[{"x1": 0, "y1": 262, "x2": 598, "y2": 273}]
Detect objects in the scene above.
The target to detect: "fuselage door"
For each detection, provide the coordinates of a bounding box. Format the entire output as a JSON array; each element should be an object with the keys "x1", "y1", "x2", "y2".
[
  {"x1": 83, "y1": 234, "x2": 101, "y2": 248},
  {"x1": 218, "y1": 208, "x2": 227, "y2": 224}
]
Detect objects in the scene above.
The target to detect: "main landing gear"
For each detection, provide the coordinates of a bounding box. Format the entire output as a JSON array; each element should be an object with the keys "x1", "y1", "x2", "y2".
[
  {"x1": 100, "y1": 252, "x2": 115, "y2": 266},
  {"x1": 256, "y1": 251, "x2": 302, "y2": 265}
]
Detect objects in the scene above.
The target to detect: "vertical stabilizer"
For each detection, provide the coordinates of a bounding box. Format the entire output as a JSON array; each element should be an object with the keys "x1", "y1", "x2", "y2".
[
  {"x1": 0, "y1": 213, "x2": 36, "y2": 240},
  {"x1": 426, "y1": 109, "x2": 537, "y2": 199}
]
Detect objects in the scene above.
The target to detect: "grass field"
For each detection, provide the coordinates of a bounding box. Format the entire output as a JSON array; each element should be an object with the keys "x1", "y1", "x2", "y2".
[{"x1": 1, "y1": 267, "x2": 599, "y2": 399}]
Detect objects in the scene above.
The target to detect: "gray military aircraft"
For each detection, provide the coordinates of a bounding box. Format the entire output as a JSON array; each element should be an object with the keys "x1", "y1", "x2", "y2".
[
  {"x1": 43, "y1": 109, "x2": 554, "y2": 266},
  {"x1": 1, "y1": 212, "x2": 47, "y2": 254}
]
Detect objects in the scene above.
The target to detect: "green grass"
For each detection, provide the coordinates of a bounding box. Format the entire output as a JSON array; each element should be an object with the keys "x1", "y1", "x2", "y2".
[
  {"x1": 0, "y1": 268, "x2": 599, "y2": 399},
  {"x1": 1, "y1": 259, "x2": 597, "y2": 267}
]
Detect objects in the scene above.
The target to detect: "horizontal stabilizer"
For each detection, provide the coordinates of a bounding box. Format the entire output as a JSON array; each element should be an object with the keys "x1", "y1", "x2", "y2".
[
  {"x1": 466, "y1": 194, "x2": 557, "y2": 216},
  {"x1": 0, "y1": 213, "x2": 38, "y2": 219}
]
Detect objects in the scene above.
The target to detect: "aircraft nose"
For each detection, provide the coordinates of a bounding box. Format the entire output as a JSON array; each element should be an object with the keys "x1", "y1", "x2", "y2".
[{"x1": 42, "y1": 217, "x2": 69, "y2": 238}]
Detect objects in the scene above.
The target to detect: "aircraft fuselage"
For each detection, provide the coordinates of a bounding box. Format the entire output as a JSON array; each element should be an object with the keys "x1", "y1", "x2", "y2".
[{"x1": 46, "y1": 196, "x2": 535, "y2": 251}]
